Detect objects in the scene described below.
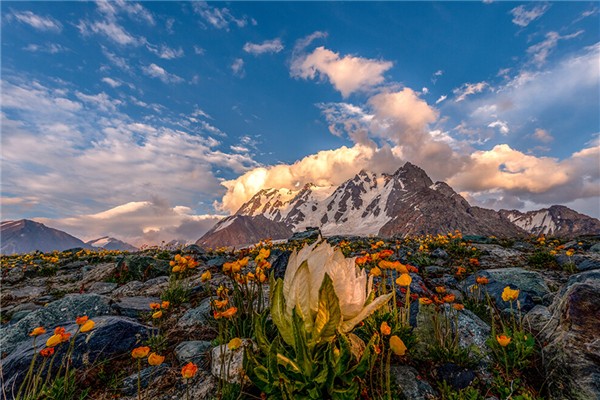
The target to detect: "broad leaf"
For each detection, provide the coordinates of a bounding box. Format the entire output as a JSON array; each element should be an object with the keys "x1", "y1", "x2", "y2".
[
  {"x1": 339, "y1": 292, "x2": 393, "y2": 333},
  {"x1": 271, "y1": 279, "x2": 294, "y2": 346},
  {"x1": 313, "y1": 274, "x2": 341, "y2": 343}
]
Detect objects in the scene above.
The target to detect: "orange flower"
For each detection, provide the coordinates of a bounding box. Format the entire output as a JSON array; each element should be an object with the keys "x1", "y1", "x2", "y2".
[
  {"x1": 469, "y1": 258, "x2": 480, "y2": 266},
  {"x1": 213, "y1": 299, "x2": 228, "y2": 309},
  {"x1": 131, "y1": 346, "x2": 150, "y2": 359},
  {"x1": 435, "y1": 287, "x2": 446, "y2": 294},
  {"x1": 216, "y1": 286, "x2": 229, "y2": 298},
  {"x1": 396, "y1": 273, "x2": 412, "y2": 287},
  {"x1": 373, "y1": 345, "x2": 382, "y2": 355},
  {"x1": 148, "y1": 352, "x2": 165, "y2": 366},
  {"x1": 456, "y1": 267, "x2": 466, "y2": 275},
  {"x1": 60, "y1": 332, "x2": 71, "y2": 343},
  {"x1": 161, "y1": 301, "x2": 170, "y2": 309},
  {"x1": 220, "y1": 307, "x2": 238, "y2": 319},
  {"x1": 228, "y1": 337, "x2": 243, "y2": 350},
  {"x1": 172, "y1": 265, "x2": 182, "y2": 273},
  {"x1": 355, "y1": 256, "x2": 369, "y2": 265},
  {"x1": 30, "y1": 327, "x2": 46, "y2": 336},
  {"x1": 418, "y1": 297, "x2": 433, "y2": 305},
  {"x1": 80, "y1": 320, "x2": 95, "y2": 332},
  {"x1": 443, "y1": 294, "x2": 456, "y2": 303},
  {"x1": 40, "y1": 348, "x2": 55, "y2": 357},
  {"x1": 258, "y1": 272, "x2": 267, "y2": 283},
  {"x1": 75, "y1": 316, "x2": 89, "y2": 325},
  {"x1": 201, "y1": 270, "x2": 211, "y2": 282},
  {"x1": 181, "y1": 362, "x2": 198, "y2": 379},
  {"x1": 54, "y1": 327, "x2": 66, "y2": 335},
  {"x1": 150, "y1": 303, "x2": 161, "y2": 310},
  {"x1": 152, "y1": 310, "x2": 163, "y2": 319},
  {"x1": 238, "y1": 257, "x2": 249, "y2": 267},
  {"x1": 501, "y1": 286, "x2": 519, "y2": 302},
  {"x1": 496, "y1": 335, "x2": 511, "y2": 347},
  {"x1": 378, "y1": 249, "x2": 394, "y2": 258},
  {"x1": 475, "y1": 276, "x2": 489, "y2": 285},
  {"x1": 46, "y1": 334, "x2": 62, "y2": 347},
  {"x1": 390, "y1": 335, "x2": 407, "y2": 356},
  {"x1": 452, "y1": 304, "x2": 465, "y2": 311},
  {"x1": 222, "y1": 262, "x2": 233, "y2": 274},
  {"x1": 369, "y1": 267, "x2": 382, "y2": 277},
  {"x1": 380, "y1": 321, "x2": 392, "y2": 336},
  {"x1": 566, "y1": 249, "x2": 575, "y2": 257}
]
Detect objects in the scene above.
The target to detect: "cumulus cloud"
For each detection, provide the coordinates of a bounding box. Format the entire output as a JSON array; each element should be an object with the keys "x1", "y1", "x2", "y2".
[
  {"x1": 488, "y1": 120, "x2": 510, "y2": 135},
  {"x1": 243, "y1": 38, "x2": 284, "y2": 55},
  {"x1": 7, "y1": 10, "x2": 62, "y2": 31},
  {"x1": 291, "y1": 46, "x2": 393, "y2": 97},
  {"x1": 533, "y1": 128, "x2": 553, "y2": 143},
  {"x1": 142, "y1": 63, "x2": 184, "y2": 83},
  {"x1": 510, "y1": 3, "x2": 550, "y2": 27},
  {"x1": 36, "y1": 200, "x2": 223, "y2": 246}
]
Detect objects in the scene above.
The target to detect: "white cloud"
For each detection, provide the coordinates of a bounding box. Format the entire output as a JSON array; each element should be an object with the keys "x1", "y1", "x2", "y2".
[
  {"x1": 291, "y1": 46, "x2": 393, "y2": 97},
  {"x1": 533, "y1": 128, "x2": 553, "y2": 143},
  {"x1": 75, "y1": 91, "x2": 122, "y2": 112},
  {"x1": 142, "y1": 63, "x2": 184, "y2": 83},
  {"x1": 194, "y1": 45, "x2": 205, "y2": 55},
  {"x1": 510, "y1": 3, "x2": 550, "y2": 27},
  {"x1": 243, "y1": 38, "x2": 284, "y2": 55},
  {"x1": 101, "y1": 47, "x2": 131, "y2": 72},
  {"x1": 527, "y1": 30, "x2": 583, "y2": 67},
  {"x1": 435, "y1": 95, "x2": 447, "y2": 104},
  {"x1": 231, "y1": 58, "x2": 245, "y2": 77},
  {"x1": 23, "y1": 43, "x2": 67, "y2": 54},
  {"x1": 453, "y1": 81, "x2": 489, "y2": 102},
  {"x1": 192, "y1": 2, "x2": 249, "y2": 30},
  {"x1": 95, "y1": 0, "x2": 155, "y2": 26},
  {"x1": 488, "y1": 120, "x2": 510, "y2": 135},
  {"x1": 101, "y1": 77, "x2": 122, "y2": 88},
  {"x1": 8, "y1": 10, "x2": 62, "y2": 31},
  {"x1": 36, "y1": 200, "x2": 224, "y2": 246},
  {"x1": 79, "y1": 19, "x2": 144, "y2": 46},
  {"x1": 147, "y1": 43, "x2": 184, "y2": 59},
  {"x1": 431, "y1": 69, "x2": 443, "y2": 83}
]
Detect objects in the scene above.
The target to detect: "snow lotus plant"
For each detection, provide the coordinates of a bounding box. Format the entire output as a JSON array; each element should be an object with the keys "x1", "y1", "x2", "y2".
[{"x1": 248, "y1": 240, "x2": 393, "y2": 399}]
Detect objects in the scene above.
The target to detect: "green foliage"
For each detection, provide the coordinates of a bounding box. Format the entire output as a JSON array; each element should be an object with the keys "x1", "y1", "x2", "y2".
[
  {"x1": 527, "y1": 250, "x2": 557, "y2": 269},
  {"x1": 438, "y1": 381, "x2": 484, "y2": 400},
  {"x1": 487, "y1": 330, "x2": 535, "y2": 374},
  {"x1": 145, "y1": 334, "x2": 168, "y2": 353},
  {"x1": 38, "y1": 370, "x2": 90, "y2": 400},
  {"x1": 491, "y1": 370, "x2": 542, "y2": 400},
  {"x1": 161, "y1": 277, "x2": 190, "y2": 307}
]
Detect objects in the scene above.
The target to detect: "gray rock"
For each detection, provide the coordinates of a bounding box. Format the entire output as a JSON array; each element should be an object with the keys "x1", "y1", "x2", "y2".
[
  {"x1": 424, "y1": 265, "x2": 450, "y2": 275},
  {"x1": 270, "y1": 249, "x2": 291, "y2": 280},
  {"x1": 115, "y1": 255, "x2": 170, "y2": 282},
  {"x1": 10, "y1": 302, "x2": 41, "y2": 313},
  {"x1": 431, "y1": 248, "x2": 449, "y2": 259},
  {"x1": 112, "y1": 281, "x2": 145, "y2": 297},
  {"x1": 182, "y1": 244, "x2": 206, "y2": 254},
  {"x1": 575, "y1": 255, "x2": 600, "y2": 272},
  {"x1": 112, "y1": 296, "x2": 161, "y2": 318},
  {"x1": 461, "y1": 267, "x2": 550, "y2": 312},
  {"x1": 2, "y1": 316, "x2": 155, "y2": 389},
  {"x1": 0, "y1": 294, "x2": 112, "y2": 355},
  {"x1": 177, "y1": 298, "x2": 212, "y2": 328},
  {"x1": 122, "y1": 364, "x2": 169, "y2": 396},
  {"x1": 206, "y1": 257, "x2": 227, "y2": 268},
  {"x1": 435, "y1": 363, "x2": 476, "y2": 390},
  {"x1": 590, "y1": 243, "x2": 600, "y2": 253},
  {"x1": 211, "y1": 339, "x2": 254, "y2": 384},
  {"x1": 9, "y1": 310, "x2": 33, "y2": 324},
  {"x1": 174, "y1": 340, "x2": 212, "y2": 365},
  {"x1": 390, "y1": 365, "x2": 436, "y2": 400},
  {"x1": 88, "y1": 281, "x2": 118, "y2": 295},
  {"x1": 6, "y1": 286, "x2": 45, "y2": 301},
  {"x1": 456, "y1": 308, "x2": 491, "y2": 353},
  {"x1": 523, "y1": 305, "x2": 552, "y2": 333}
]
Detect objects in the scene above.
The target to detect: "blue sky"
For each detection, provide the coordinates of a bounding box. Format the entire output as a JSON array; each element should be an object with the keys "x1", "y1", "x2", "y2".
[{"x1": 1, "y1": 1, "x2": 599, "y2": 244}]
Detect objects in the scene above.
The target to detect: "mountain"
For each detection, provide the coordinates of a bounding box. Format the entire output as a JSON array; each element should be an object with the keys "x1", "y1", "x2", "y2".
[
  {"x1": 1, "y1": 219, "x2": 92, "y2": 254},
  {"x1": 196, "y1": 215, "x2": 293, "y2": 248},
  {"x1": 86, "y1": 236, "x2": 138, "y2": 252},
  {"x1": 499, "y1": 206, "x2": 600, "y2": 237},
  {"x1": 197, "y1": 162, "x2": 600, "y2": 247}
]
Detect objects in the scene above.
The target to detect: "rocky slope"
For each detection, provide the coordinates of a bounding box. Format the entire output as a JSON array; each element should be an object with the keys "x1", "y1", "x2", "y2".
[
  {"x1": 0, "y1": 219, "x2": 91, "y2": 254},
  {"x1": 86, "y1": 236, "x2": 138, "y2": 252},
  {"x1": 199, "y1": 162, "x2": 599, "y2": 247},
  {"x1": 196, "y1": 215, "x2": 293, "y2": 248}
]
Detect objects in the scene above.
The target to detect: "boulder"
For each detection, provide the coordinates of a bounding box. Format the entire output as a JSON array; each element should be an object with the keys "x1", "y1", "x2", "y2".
[
  {"x1": 0, "y1": 294, "x2": 112, "y2": 355},
  {"x1": 115, "y1": 255, "x2": 170, "y2": 282},
  {"x1": 177, "y1": 298, "x2": 212, "y2": 328},
  {"x1": 122, "y1": 364, "x2": 169, "y2": 396},
  {"x1": 390, "y1": 365, "x2": 436, "y2": 400},
  {"x1": 270, "y1": 249, "x2": 291, "y2": 280},
  {"x1": 174, "y1": 340, "x2": 212, "y2": 365},
  {"x1": 211, "y1": 339, "x2": 254, "y2": 384},
  {"x1": 112, "y1": 296, "x2": 161, "y2": 318},
  {"x1": 87, "y1": 281, "x2": 118, "y2": 295}
]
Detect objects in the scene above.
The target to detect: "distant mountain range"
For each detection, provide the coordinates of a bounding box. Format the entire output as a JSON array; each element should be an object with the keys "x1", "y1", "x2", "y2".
[
  {"x1": 0, "y1": 220, "x2": 137, "y2": 254},
  {"x1": 197, "y1": 162, "x2": 600, "y2": 248}
]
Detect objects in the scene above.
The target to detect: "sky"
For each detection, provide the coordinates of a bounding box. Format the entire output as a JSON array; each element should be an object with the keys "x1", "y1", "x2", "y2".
[{"x1": 1, "y1": 1, "x2": 599, "y2": 246}]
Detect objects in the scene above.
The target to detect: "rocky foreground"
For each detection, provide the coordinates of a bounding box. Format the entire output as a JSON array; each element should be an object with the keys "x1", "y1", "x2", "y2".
[{"x1": 1, "y1": 234, "x2": 600, "y2": 399}]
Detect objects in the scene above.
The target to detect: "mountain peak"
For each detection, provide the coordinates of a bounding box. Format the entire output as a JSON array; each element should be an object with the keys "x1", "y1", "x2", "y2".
[{"x1": 394, "y1": 161, "x2": 433, "y2": 188}]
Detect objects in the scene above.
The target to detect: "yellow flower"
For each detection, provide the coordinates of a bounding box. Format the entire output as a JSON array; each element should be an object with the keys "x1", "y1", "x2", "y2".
[
  {"x1": 46, "y1": 334, "x2": 62, "y2": 347},
  {"x1": 258, "y1": 272, "x2": 267, "y2": 283},
  {"x1": 380, "y1": 321, "x2": 391, "y2": 336},
  {"x1": 152, "y1": 310, "x2": 163, "y2": 319},
  {"x1": 148, "y1": 352, "x2": 165, "y2": 366},
  {"x1": 30, "y1": 327, "x2": 46, "y2": 336},
  {"x1": 132, "y1": 346, "x2": 150, "y2": 359},
  {"x1": 80, "y1": 320, "x2": 95, "y2": 332},
  {"x1": 369, "y1": 266, "x2": 382, "y2": 277},
  {"x1": 566, "y1": 249, "x2": 575, "y2": 257},
  {"x1": 201, "y1": 270, "x2": 211, "y2": 282},
  {"x1": 228, "y1": 337, "x2": 243, "y2": 350},
  {"x1": 501, "y1": 286, "x2": 520, "y2": 302},
  {"x1": 435, "y1": 286, "x2": 446, "y2": 294},
  {"x1": 390, "y1": 335, "x2": 407, "y2": 356},
  {"x1": 161, "y1": 301, "x2": 170, "y2": 309},
  {"x1": 257, "y1": 248, "x2": 270, "y2": 261},
  {"x1": 172, "y1": 265, "x2": 182, "y2": 273},
  {"x1": 238, "y1": 257, "x2": 249, "y2": 267},
  {"x1": 419, "y1": 297, "x2": 433, "y2": 305},
  {"x1": 395, "y1": 273, "x2": 412, "y2": 287},
  {"x1": 496, "y1": 335, "x2": 511, "y2": 347}
]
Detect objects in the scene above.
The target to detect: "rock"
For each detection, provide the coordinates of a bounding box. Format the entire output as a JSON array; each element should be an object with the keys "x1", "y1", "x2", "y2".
[
  {"x1": 5, "y1": 286, "x2": 45, "y2": 301},
  {"x1": 0, "y1": 294, "x2": 112, "y2": 355},
  {"x1": 390, "y1": 365, "x2": 437, "y2": 400},
  {"x1": 523, "y1": 305, "x2": 552, "y2": 333},
  {"x1": 473, "y1": 244, "x2": 524, "y2": 269},
  {"x1": 112, "y1": 281, "x2": 145, "y2": 297},
  {"x1": 9, "y1": 310, "x2": 33, "y2": 324},
  {"x1": 288, "y1": 228, "x2": 321, "y2": 242},
  {"x1": 206, "y1": 257, "x2": 227, "y2": 268},
  {"x1": 81, "y1": 263, "x2": 116, "y2": 283},
  {"x1": 462, "y1": 235, "x2": 494, "y2": 244},
  {"x1": 271, "y1": 249, "x2": 291, "y2": 280},
  {"x1": 2, "y1": 316, "x2": 155, "y2": 389},
  {"x1": 115, "y1": 255, "x2": 170, "y2": 282},
  {"x1": 456, "y1": 309, "x2": 491, "y2": 353},
  {"x1": 431, "y1": 248, "x2": 449, "y2": 259},
  {"x1": 590, "y1": 243, "x2": 600, "y2": 253},
  {"x1": 182, "y1": 244, "x2": 205, "y2": 254},
  {"x1": 88, "y1": 281, "x2": 118, "y2": 295},
  {"x1": 537, "y1": 270, "x2": 600, "y2": 399},
  {"x1": 211, "y1": 339, "x2": 254, "y2": 384},
  {"x1": 122, "y1": 364, "x2": 169, "y2": 396},
  {"x1": 424, "y1": 265, "x2": 450, "y2": 275},
  {"x1": 512, "y1": 241, "x2": 535, "y2": 251},
  {"x1": 177, "y1": 298, "x2": 212, "y2": 328},
  {"x1": 112, "y1": 296, "x2": 161, "y2": 318},
  {"x1": 461, "y1": 268, "x2": 550, "y2": 312},
  {"x1": 174, "y1": 340, "x2": 212, "y2": 365},
  {"x1": 436, "y1": 363, "x2": 476, "y2": 390}
]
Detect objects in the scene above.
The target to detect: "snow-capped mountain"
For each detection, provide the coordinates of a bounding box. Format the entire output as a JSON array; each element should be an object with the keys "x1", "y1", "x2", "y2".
[
  {"x1": 499, "y1": 206, "x2": 600, "y2": 237},
  {"x1": 197, "y1": 162, "x2": 600, "y2": 247},
  {"x1": 1, "y1": 219, "x2": 92, "y2": 254},
  {"x1": 86, "y1": 236, "x2": 138, "y2": 252}
]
